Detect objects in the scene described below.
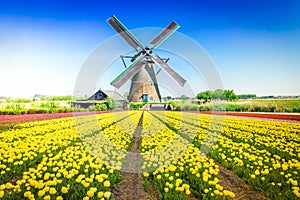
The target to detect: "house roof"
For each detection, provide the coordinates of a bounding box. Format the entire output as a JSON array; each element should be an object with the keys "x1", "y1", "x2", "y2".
[
  {"x1": 102, "y1": 90, "x2": 125, "y2": 101},
  {"x1": 88, "y1": 90, "x2": 107, "y2": 101},
  {"x1": 87, "y1": 89, "x2": 125, "y2": 101}
]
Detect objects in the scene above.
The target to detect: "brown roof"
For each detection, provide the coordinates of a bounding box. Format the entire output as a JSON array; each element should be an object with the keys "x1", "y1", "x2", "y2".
[{"x1": 102, "y1": 90, "x2": 125, "y2": 101}]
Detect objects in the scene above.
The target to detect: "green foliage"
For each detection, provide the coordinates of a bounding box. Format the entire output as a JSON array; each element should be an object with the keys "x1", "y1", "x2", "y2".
[
  {"x1": 88, "y1": 103, "x2": 107, "y2": 111},
  {"x1": 238, "y1": 94, "x2": 257, "y2": 99},
  {"x1": 169, "y1": 101, "x2": 180, "y2": 111},
  {"x1": 40, "y1": 96, "x2": 46, "y2": 101},
  {"x1": 168, "y1": 101, "x2": 200, "y2": 111},
  {"x1": 198, "y1": 105, "x2": 212, "y2": 111},
  {"x1": 33, "y1": 94, "x2": 46, "y2": 101},
  {"x1": 128, "y1": 102, "x2": 146, "y2": 110},
  {"x1": 252, "y1": 105, "x2": 276, "y2": 112},
  {"x1": 106, "y1": 97, "x2": 117, "y2": 110},
  {"x1": 224, "y1": 90, "x2": 239, "y2": 101},
  {"x1": 39, "y1": 102, "x2": 59, "y2": 109},
  {"x1": 196, "y1": 90, "x2": 211, "y2": 103},
  {"x1": 3, "y1": 104, "x2": 25, "y2": 114},
  {"x1": 225, "y1": 104, "x2": 250, "y2": 112},
  {"x1": 0, "y1": 101, "x2": 80, "y2": 115},
  {"x1": 211, "y1": 89, "x2": 226, "y2": 100},
  {"x1": 197, "y1": 89, "x2": 238, "y2": 102},
  {"x1": 12, "y1": 98, "x2": 31, "y2": 103},
  {"x1": 180, "y1": 95, "x2": 188, "y2": 101},
  {"x1": 196, "y1": 102, "x2": 298, "y2": 112},
  {"x1": 47, "y1": 95, "x2": 73, "y2": 101}
]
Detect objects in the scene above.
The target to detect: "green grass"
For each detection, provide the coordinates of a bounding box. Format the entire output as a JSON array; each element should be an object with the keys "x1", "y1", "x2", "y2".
[
  {"x1": 167, "y1": 99, "x2": 300, "y2": 113},
  {"x1": 239, "y1": 99, "x2": 300, "y2": 103}
]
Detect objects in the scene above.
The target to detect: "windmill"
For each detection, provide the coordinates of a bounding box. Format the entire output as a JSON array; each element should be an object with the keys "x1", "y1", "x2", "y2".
[{"x1": 107, "y1": 15, "x2": 186, "y2": 102}]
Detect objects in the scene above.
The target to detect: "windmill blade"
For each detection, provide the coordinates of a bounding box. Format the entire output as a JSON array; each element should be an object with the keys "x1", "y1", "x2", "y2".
[
  {"x1": 145, "y1": 63, "x2": 162, "y2": 101},
  {"x1": 151, "y1": 54, "x2": 186, "y2": 87},
  {"x1": 149, "y1": 21, "x2": 180, "y2": 49},
  {"x1": 110, "y1": 54, "x2": 145, "y2": 88},
  {"x1": 107, "y1": 15, "x2": 145, "y2": 51}
]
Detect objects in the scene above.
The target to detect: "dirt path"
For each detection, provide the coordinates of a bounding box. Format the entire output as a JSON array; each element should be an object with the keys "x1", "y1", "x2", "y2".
[
  {"x1": 216, "y1": 163, "x2": 269, "y2": 200},
  {"x1": 111, "y1": 112, "x2": 159, "y2": 200}
]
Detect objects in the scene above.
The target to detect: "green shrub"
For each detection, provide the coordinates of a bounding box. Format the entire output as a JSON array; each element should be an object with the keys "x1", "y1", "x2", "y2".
[
  {"x1": 213, "y1": 104, "x2": 226, "y2": 111},
  {"x1": 190, "y1": 105, "x2": 198, "y2": 111},
  {"x1": 169, "y1": 101, "x2": 180, "y2": 111},
  {"x1": 128, "y1": 102, "x2": 146, "y2": 110},
  {"x1": 225, "y1": 104, "x2": 250, "y2": 112},
  {"x1": 290, "y1": 106, "x2": 300, "y2": 113},
  {"x1": 88, "y1": 103, "x2": 107, "y2": 111},
  {"x1": 183, "y1": 104, "x2": 190, "y2": 111},
  {"x1": 12, "y1": 98, "x2": 31, "y2": 103},
  {"x1": 198, "y1": 105, "x2": 212, "y2": 111},
  {"x1": 252, "y1": 106, "x2": 262, "y2": 112},
  {"x1": 106, "y1": 97, "x2": 117, "y2": 110}
]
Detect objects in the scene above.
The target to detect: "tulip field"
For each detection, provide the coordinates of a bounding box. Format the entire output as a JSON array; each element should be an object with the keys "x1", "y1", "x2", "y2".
[{"x1": 0, "y1": 111, "x2": 299, "y2": 200}]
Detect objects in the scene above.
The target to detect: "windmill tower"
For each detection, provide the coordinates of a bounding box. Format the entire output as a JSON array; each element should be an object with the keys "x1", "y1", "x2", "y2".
[{"x1": 107, "y1": 15, "x2": 186, "y2": 102}]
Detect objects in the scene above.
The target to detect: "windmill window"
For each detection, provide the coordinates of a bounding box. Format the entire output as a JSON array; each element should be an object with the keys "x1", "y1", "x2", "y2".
[
  {"x1": 149, "y1": 81, "x2": 153, "y2": 86},
  {"x1": 149, "y1": 95, "x2": 153, "y2": 101}
]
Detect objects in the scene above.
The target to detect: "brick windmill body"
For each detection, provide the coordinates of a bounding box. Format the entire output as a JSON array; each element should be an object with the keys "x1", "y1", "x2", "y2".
[
  {"x1": 128, "y1": 61, "x2": 160, "y2": 102},
  {"x1": 108, "y1": 15, "x2": 186, "y2": 102}
]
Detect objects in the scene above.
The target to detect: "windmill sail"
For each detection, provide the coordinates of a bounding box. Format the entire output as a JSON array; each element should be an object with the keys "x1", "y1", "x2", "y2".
[
  {"x1": 145, "y1": 63, "x2": 161, "y2": 101},
  {"x1": 149, "y1": 21, "x2": 180, "y2": 49},
  {"x1": 107, "y1": 15, "x2": 144, "y2": 51},
  {"x1": 151, "y1": 54, "x2": 186, "y2": 87},
  {"x1": 110, "y1": 54, "x2": 146, "y2": 88}
]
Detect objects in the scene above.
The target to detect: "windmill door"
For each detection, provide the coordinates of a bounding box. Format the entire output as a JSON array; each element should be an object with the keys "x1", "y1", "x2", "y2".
[{"x1": 142, "y1": 93, "x2": 148, "y2": 103}]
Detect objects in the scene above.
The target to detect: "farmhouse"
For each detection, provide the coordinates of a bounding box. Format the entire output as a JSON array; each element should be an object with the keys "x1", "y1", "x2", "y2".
[{"x1": 73, "y1": 89, "x2": 127, "y2": 109}]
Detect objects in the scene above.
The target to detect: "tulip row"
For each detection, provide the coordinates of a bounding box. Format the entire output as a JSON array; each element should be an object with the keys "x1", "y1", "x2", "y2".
[
  {"x1": 152, "y1": 111, "x2": 300, "y2": 199},
  {"x1": 0, "y1": 111, "x2": 142, "y2": 199},
  {"x1": 0, "y1": 111, "x2": 113, "y2": 133},
  {"x1": 141, "y1": 111, "x2": 235, "y2": 200}
]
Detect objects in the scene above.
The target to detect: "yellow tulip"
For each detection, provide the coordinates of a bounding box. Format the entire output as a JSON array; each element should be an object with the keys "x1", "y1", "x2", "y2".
[
  {"x1": 104, "y1": 191, "x2": 111, "y2": 199},
  {"x1": 103, "y1": 180, "x2": 110, "y2": 187}
]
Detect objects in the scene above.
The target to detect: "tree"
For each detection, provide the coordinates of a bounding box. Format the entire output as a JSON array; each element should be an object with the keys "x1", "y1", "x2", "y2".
[
  {"x1": 197, "y1": 89, "x2": 238, "y2": 102},
  {"x1": 47, "y1": 95, "x2": 73, "y2": 101},
  {"x1": 238, "y1": 94, "x2": 256, "y2": 99},
  {"x1": 196, "y1": 90, "x2": 211, "y2": 103},
  {"x1": 211, "y1": 89, "x2": 226, "y2": 100},
  {"x1": 225, "y1": 90, "x2": 239, "y2": 101},
  {"x1": 180, "y1": 95, "x2": 188, "y2": 101}
]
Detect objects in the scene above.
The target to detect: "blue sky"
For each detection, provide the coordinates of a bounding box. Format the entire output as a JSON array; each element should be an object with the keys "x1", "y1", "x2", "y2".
[{"x1": 0, "y1": 0, "x2": 299, "y2": 98}]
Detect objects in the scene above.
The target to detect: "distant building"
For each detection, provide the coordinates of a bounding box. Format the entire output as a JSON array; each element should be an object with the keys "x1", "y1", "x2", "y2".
[{"x1": 73, "y1": 89, "x2": 127, "y2": 109}]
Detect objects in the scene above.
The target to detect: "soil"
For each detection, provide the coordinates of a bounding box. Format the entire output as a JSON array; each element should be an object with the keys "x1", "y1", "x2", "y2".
[
  {"x1": 216, "y1": 162, "x2": 269, "y2": 200},
  {"x1": 111, "y1": 113, "x2": 160, "y2": 200}
]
